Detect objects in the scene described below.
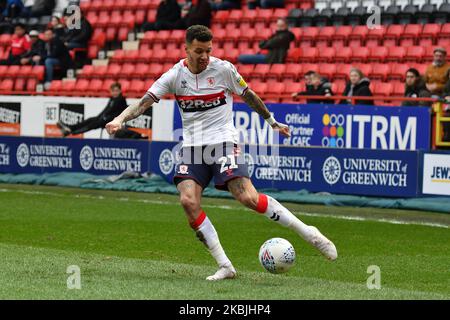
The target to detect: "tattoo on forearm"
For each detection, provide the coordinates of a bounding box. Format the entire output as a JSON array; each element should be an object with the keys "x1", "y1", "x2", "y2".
[
  {"x1": 242, "y1": 89, "x2": 271, "y2": 119},
  {"x1": 120, "y1": 95, "x2": 154, "y2": 123},
  {"x1": 229, "y1": 178, "x2": 246, "y2": 195}
]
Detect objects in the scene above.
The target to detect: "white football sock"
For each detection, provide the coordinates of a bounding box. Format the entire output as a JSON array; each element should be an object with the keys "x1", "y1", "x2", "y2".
[
  {"x1": 256, "y1": 194, "x2": 312, "y2": 240},
  {"x1": 191, "y1": 211, "x2": 232, "y2": 268}
]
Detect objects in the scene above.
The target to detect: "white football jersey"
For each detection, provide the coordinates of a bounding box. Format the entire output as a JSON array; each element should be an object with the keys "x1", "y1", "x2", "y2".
[{"x1": 146, "y1": 57, "x2": 249, "y2": 147}]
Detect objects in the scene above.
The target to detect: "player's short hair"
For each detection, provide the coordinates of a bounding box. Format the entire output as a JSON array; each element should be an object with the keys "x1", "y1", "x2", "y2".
[
  {"x1": 186, "y1": 25, "x2": 213, "y2": 44},
  {"x1": 110, "y1": 82, "x2": 121, "y2": 90},
  {"x1": 304, "y1": 71, "x2": 316, "y2": 77}
]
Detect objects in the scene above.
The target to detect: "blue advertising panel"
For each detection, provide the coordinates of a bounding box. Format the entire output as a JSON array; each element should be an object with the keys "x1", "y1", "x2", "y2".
[
  {"x1": 173, "y1": 103, "x2": 431, "y2": 150},
  {"x1": 150, "y1": 141, "x2": 420, "y2": 197},
  {"x1": 0, "y1": 136, "x2": 150, "y2": 175}
]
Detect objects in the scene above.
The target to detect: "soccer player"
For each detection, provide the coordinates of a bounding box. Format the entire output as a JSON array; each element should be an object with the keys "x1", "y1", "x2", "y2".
[{"x1": 106, "y1": 25, "x2": 337, "y2": 281}]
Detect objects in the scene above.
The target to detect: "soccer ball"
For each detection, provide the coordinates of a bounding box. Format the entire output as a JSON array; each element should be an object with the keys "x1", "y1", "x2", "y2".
[{"x1": 258, "y1": 238, "x2": 296, "y2": 274}]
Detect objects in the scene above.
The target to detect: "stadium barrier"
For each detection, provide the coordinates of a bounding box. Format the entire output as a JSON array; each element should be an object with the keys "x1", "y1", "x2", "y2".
[
  {"x1": 1, "y1": 136, "x2": 449, "y2": 198},
  {"x1": 0, "y1": 136, "x2": 150, "y2": 175}
]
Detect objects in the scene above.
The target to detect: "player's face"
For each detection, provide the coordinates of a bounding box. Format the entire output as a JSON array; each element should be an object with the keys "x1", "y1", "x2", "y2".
[{"x1": 186, "y1": 39, "x2": 212, "y2": 72}]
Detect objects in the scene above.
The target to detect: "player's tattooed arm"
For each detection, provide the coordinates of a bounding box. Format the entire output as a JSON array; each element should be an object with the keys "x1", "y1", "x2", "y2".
[
  {"x1": 117, "y1": 94, "x2": 155, "y2": 123},
  {"x1": 241, "y1": 89, "x2": 291, "y2": 137},
  {"x1": 241, "y1": 89, "x2": 271, "y2": 120}
]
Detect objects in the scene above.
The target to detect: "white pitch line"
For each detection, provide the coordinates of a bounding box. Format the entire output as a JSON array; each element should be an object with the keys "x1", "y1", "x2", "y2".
[{"x1": 1, "y1": 187, "x2": 449, "y2": 229}]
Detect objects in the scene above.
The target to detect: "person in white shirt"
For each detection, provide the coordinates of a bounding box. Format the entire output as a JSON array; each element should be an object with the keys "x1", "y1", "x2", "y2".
[{"x1": 106, "y1": 25, "x2": 337, "y2": 281}]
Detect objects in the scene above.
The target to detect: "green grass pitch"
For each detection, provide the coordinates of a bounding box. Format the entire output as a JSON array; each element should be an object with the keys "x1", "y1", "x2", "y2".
[{"x1": 0, "y1": 183, "x2": 449, "y2": 299}]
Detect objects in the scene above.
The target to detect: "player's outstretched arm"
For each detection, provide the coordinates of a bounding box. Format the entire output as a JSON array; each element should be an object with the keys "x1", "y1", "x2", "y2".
[
  {"x1": 105, "y1": 94, "x2": 155, "y2": 135},
  {"x1": 241, "y1": 89, "x2": 291, "y2": 137}
]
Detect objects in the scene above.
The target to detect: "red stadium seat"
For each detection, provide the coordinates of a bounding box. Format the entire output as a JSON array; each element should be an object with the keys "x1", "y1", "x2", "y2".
[
  {"x1": 128, "y1": 80, "x2": 146, "y2": 95},
  {"x1": 299, "y1": 27, "x2": 319, "y2": 47},
  {"x1": 228, "y1": 9, "x2": 243, "y2": 23},
  {"x1": 88, "y1": 79, "x2": 103, "y2": 95},
  {"x1": 5, "y1": 65, "x2": 20, "y2": 78},
  {"x1": 420, "y1": 24, "x2": 441, "y2": 43},
  {"x1": 31, "y1": 66, "x2": 45, "y2": 81},
  {"x1": 384, "y1": 25, "x2": 405, "y2": 47},
  {"x1": 400, "y1": 24, "x2": 422, "y2": 47},
  {"x1": 373, "y1": 82, "x2": 393, "y2": 96},
  {"x1": 118, "y1": 27, "x2": 129, "y2": 42},
  {"x1": 286, "y1": 48, "x2": 302, "y2": 63},
  {"x1": 441, "y1": 23, "x2": 450, "y2": 38},
  {"x1": 316, "y1": 26, "x2": 336, "y2": 47},
  {"x1": 237, "y1": 64, "x2": 254, "y2": 79},
  {"x1": 299, "y1": 47, "x2": 318, "y2": 63},
  {"x1": 334, "y1": 64, "x2": 352, "y2": 79},
  {"x1": 393, "y1": 81, "x2": 404, "y2": 96},
  {"x1": 370, "y1": 63, "x2": 391, "y2": 81},
  {"x1": 335, "y1": 47, "x2": 352, "y2": 63},
  {"x1": 134, "y1": 63, "x2": 151, "y2": 79},
  {"x1": 253, "y1": 64, "x2": 271, "y2": 79},
  {"x1": 268, "y1": 64, "x2": 287, "y2": 80},
  {"x1": 319, "y1": 64, "x2": 337, "y2": 80},
  {"x1": 353, "y1": 64, "x2": 372, "y2": 78},
  {"x1": 106, "y1": 64, "x2": 122, "y2": 78},
  {"x1": 251, "y1": 82, "x2": 268, "y2": 95},
  {"x1": 121, "y1": 64, "x2": 135, "y2": 78},
  {"x1": 75, "y1": 79, "x2": 90, "y2": 95},
  {"x1": 266, "y1": 82, "x2": 285, "y2": 95},
  {"x1": 368, "y1": 46, "x2": 389, "y2": 62},
  {"x1": 93, "y1": 65, "x2": 108, "y2": 78},
  {"x1": 17, "y1": 65, "x2": 32, "y2": 78},
  {"x1": 389, "y1": 63, "x2": 410, "y2": 81},
  {"x1": 214, "y1": 10, "x2": 230, "y2": 25},
  {"x1": 48, "y1": 80, "x2": 62, "y2": 93},
  {"x1": 255, "y1": 9, "x2": 273, "y2": 22},
  {"x1": 26, "y1": 78, "x2": 37, "y2": 92},
  {"x1": 148, "y1": 64, "x2": 164, "y2": 78},
  {"x1": 283, "y1": 63, "x2": 303, "y2": 80},
  {"x1": 301, "y1": 63, "x2": 319, "y2": 75},
  {"x1": 351, "y1": 47, "x2": 370, "y2": 62},
  {"x1": 317, "y1": 47, "x2": 335, "y2": 63},
  {"x1": 333, "y1": 26, "x2": 353, "y2": 47},
  {"x1": 61, "y1": 80, "x2": 77, "y2": 95},
  {"x1": 405, "y1": 46, "x2": 425, "y2": 62},
  {"x1": 348, "y1": 26, "x2": 368, "y2": 47},
  {"x1": 139, "y1": 48, "x2": 153, "y2": 63},
  {"x1": 80, "y1": 65, "x2": 95, "y2": 78},
  {"x1": 366, "y1": 26, "x2": 386, "y2": 47},
  {"x1": 14, "y1": 78, "x2": 25, "y2": 91},
  {"x1": 387, "y1": 46, "x2": 406, "y2": 62}
]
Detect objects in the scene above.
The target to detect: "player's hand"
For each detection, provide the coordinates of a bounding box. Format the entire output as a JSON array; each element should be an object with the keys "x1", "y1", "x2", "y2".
[
  {"x1": 272, "y1": 122, "x2": 291, "y2": 137},
  {"x1": 105, "y1": 118, "x2": 123, "y2": 135}
]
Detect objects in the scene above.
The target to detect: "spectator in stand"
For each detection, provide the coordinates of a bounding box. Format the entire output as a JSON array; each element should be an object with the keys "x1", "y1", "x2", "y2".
[
  {"x1": 0, "y1": 23, "x2": 30, "y2": 65},
  {"x1": 29, "y1": 0, "x2": 55, "y2": 17},
  {"x1": 1, "y1": 0, "x2": 24, "y2": 20},
  {"x1": 402, "y1": 68, "x2": 431, "y2": 107},
  {"x1": 291, "y1": 70, "x2": 318, "y2": 100},
  {"x1": 210, "y1": 0, "x2": 241, "y2": 11},
  {"x1": 441, "y1": 69, "x2": 450, "y2": 142},
  {"x1": 61, "y1": 11, "x2": 92, "y2": 49},
  {"x1": 42, "y1": 28, "x2": 72, "y2": 88},
  {"x1": 425, "y1": 47, "x2": 450, "y2": 96},
  {"x1": 57, "y1": 82, "x2": 134, "y2": 137},
  {"x1": 238, "y1": 18, "x2": 294, "y2": 64},
  {"x1": 182, "y1": 0, "x2": 212, "y2": 28},
  {"x1": 340, "y1": 67, "x2": 373, "y2": 105},
  {"x1": 292, "y1": 72, "x2": 333, "y2": 104},
  {"x1": 20, "y1": 29, "x2": 45, "y2": 65},
  {"x1": 248, "y1": 0, "x2": 284, "y2": 9},
  {"x1": 142, "y1": 0, "x2": 181, "y2": 31},
  {"x1": 47, "y1": 14, "x2": 65, "y2": 38}
]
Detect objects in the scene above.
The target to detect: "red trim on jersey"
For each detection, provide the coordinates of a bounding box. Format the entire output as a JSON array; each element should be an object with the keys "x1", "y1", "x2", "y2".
[
  {"x1": 256, "y1": 194, "x2": 268, "y2": 213},
  {"x1": 175, "y1": 91, "x2": 225, "y2": 101},
  {"x1": 183, "y1": 59, "x2": 188, "y2": 67},
  {"x1": 190, "y1": 210, "x2": 206, "y2": 229}
]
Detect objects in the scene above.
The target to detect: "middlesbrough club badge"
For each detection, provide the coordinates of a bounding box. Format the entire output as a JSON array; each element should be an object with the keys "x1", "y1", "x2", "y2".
[{"x1": 207, "y1": 77, "x2": 215, "y2": 87}]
